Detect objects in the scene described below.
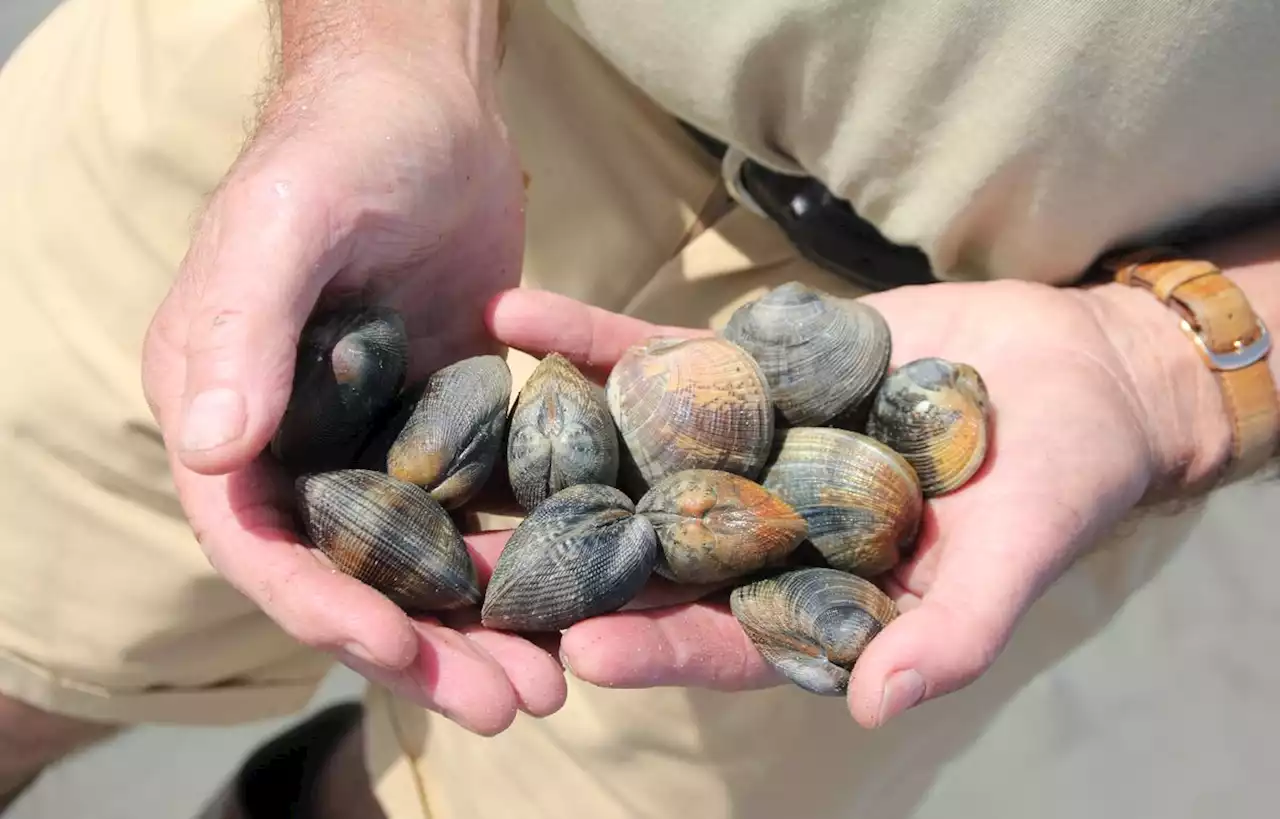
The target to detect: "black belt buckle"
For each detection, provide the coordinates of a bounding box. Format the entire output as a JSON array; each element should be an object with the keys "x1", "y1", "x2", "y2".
[
  {"x1": 681, "y1": 122, "x2": 937, "y2": 291},
  {"x1": 734, "y1": 156, "x2": 937, "y2": 291}
]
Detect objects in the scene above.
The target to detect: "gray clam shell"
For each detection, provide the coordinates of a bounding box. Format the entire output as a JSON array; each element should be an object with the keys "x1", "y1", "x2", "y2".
[
  {"x1": 721, "y1": 281, "x2": 890, "y2": 428},
  {"x1": 866, "y1": 357, "x2": 990, "y2": 497},
  {"x1": 758, "y1": 427, "x2": 922, "y2": 578},
  {"x1": 605, "y1": 336, "x2": 775, "y2": 495},
  {"x1": 730, "y1": 567, "x2": 897, "y2": 695},
  {"x1": 507, "y1": 353, "x2": 620, "y2": 511}
]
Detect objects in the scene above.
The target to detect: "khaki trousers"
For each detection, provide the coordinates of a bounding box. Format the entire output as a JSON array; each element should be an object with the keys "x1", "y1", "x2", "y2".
[{"x1": 2, "y1": 2, "x2": 1277, "y2": 817}]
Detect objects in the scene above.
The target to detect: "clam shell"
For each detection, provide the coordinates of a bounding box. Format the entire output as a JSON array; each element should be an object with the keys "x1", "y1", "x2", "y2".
[
  {"x1": 480, "y1": 484, "x2": 658, "y2": 632},
  {"x1": 730, "y1": 567, "x2": 898, "y2": 695},
  {"x1": 721, "y1": 282, "x2": 890, "y2": 428},
  {"x1": 507, "y1": 353, "x2": 620, "y2": 511},
  {"x1": 294, "y1": 469, "x2": 480, "y2": 614},
  {"x1": 386, "y1": 355, "x2": 512, "y2": 509},
  {"x1": 272, "y1": 305, "x2": 408, "y2": 474},
  {"x1": 636, "y1": 469, "x2": 807, "y2": 585},
  {"x1": 759, "y1": 427, "x2": 922, "y2": 577},
  {"x1": 605, "y1": 336, "x2": 774, "y2": 494},
  {"x1": 866, "y1": 357, "x2": 990, "y2": 496}
]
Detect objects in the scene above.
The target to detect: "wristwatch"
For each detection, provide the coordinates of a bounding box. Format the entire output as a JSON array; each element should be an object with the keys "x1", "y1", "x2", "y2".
[{"x1": 1104, "y1": 246, "x2": 1280, "y2": 486}]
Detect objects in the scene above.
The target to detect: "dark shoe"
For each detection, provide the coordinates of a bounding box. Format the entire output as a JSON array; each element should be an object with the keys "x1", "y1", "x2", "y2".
[{"x1": 196, "y1": 701, "x2": 364, "y2": 819}]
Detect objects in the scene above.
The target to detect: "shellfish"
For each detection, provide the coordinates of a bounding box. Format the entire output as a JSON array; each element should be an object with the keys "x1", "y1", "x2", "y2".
[
  {"x1": 721, "y1": 282, "x2": 891, "y2": 429},
  {"x1": 866, "y1": 357, "x2": 990, "y2": 496},
  {"x1": 507, "y1": 353, "x2": 620, "y2": 511},
  {"x1": 730, "y1": 567, "x2": 898, "y2": 695},
  {"x1": 605, "y1": 336, "x2": 774, "y2": 494},
  {"x1": 635, "y1": 469, "x2": 808, "y2": 585},
  {"x1": 272, "y1": 305, "x2": 408, "y2": 474},
  {"x1": 294, "y1": 469, "x2": 480, "y2": 614},
  {"x1": 481, "y1": 484, "x2": 659, "y2": 632},
  {"x1": 759, "y1": 427, "x2": 922, "y2": 578},
  {"x1": 385, "y1": 355, "x2": 512, "y2": 509}
]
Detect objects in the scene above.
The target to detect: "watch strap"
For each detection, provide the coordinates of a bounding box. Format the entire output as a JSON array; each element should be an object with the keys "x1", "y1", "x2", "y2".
[{"x1": 1107, "y1": 247, "x2": 1279, "y2": 485}]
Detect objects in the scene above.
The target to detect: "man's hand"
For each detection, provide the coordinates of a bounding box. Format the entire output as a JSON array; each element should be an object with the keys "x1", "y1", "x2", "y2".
[
  {"x1": 483, "y1": 276, "x2": 1235, "y2": 729},
  {"x1": 140, "y1": 0, "x2": 568, "y2": 735}
]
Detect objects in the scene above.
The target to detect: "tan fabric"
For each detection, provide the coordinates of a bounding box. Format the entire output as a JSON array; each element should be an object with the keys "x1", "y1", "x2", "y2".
[
  {"x1": 545, "y1": 0, "x2": 1280, "y2": 285},
  {"x1": 1, "y1": 2, "x2": 1279, "y2": 819},
  {"x1": 0, "y1": 0, "x2": 336, "y2": 724}
]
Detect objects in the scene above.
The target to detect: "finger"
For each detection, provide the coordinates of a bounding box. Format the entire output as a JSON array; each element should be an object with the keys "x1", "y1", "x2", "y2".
[
  {"x1": 342, "y1": 621, "x2": 522, "y2": 737},
  {"x1": 462, "y1": 529, "x2": 514, "y2": 589},
  {"x1": 485, "y1": 289, "x2": 710, "y2": 381},
  {"x1": 558, "y1": 602, "x2": 782, "y2": 691},
  {"x1": 173, "y1": 177, "x2": 337, "y2": 474},
  {"x1": 173, "y1": 461, "x2": 420, "y2": 671},
  {"x1": 621, "y1": 575, "x2": 730, "y2": 611},
  {"x1": 457, "y1": 626, "x2": 568, "y2": 718}
]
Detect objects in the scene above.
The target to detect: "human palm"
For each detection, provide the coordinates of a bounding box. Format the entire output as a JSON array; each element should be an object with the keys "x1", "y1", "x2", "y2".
[
  {"x1": 483, "y1": 277, "x2": 1215, "y2": 728},
  {"x1": 140, "y1": 60, "x2": 567, "y2": 735}
]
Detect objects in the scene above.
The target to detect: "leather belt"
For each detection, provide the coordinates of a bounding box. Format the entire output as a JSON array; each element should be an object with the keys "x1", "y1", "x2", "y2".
[{"x1": 682, "y1": 123, "x2": 938, "y2": 292}]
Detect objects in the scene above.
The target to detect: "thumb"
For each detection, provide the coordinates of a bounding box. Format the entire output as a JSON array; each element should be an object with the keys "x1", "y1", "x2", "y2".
[
  {"x1": 844, "y1": 495, "x2": 1087, "y2": 729},
  {"x1": 174, "y1": 181, "x2": 335, "y2": 474}
]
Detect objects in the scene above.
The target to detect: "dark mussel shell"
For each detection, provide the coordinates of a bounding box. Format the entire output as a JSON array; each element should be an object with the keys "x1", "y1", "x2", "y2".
[
  {"x1": 272, "y1": 305, "x2": 408, "y2": 474},
  {"x1": 480, "y1": 484, "x2": 658, "y2": 632},
  {"x1": 294, "y1": 469, "x2": 480, "y2": 614},
  {"x1": 386, "y1": 355, "x2": 512, "y2": 510}
]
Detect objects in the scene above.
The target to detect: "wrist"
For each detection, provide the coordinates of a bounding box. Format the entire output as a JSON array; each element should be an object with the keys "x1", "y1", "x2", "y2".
[
  {"x1": 1078, "y1": 281, "x2": 1235, "y2": 498},
  {"x1": 271, "y1": 0, "x2": 505, "y2": 104}
]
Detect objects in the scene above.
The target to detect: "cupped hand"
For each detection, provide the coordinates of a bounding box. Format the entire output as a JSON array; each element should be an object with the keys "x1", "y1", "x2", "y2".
[
  {"x1": 484, "y1": 278, "x2": 1229, "y2": 729},
  {"x1": 140, "y1": 44, "x2": 567, "y2": 734}
]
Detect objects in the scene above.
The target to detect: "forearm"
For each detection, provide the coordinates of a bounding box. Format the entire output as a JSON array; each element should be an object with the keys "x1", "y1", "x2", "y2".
[{"x1": 273, "y1": 0, "x2": 505, "y2": 89}]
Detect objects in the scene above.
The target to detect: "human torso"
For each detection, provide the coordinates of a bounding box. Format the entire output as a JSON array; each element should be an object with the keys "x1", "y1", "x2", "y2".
[{"x1": 546, "y1": 0, "x2": 1280, "y2": 283}]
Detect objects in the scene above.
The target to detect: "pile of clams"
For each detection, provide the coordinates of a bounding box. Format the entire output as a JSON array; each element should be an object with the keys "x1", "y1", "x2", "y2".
[{"x1": 273, "y1": 281, "x2": 992, "y2": 697}]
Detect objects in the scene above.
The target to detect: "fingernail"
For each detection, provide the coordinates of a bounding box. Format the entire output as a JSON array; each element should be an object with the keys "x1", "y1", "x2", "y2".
[
  {"x1": 877, "y1": 669, "x2": 925, "y2": 727},
  {"x1": 181, "y1": 388, "x2": 245, "y2": 452},
  {"x1": 558, "y1": 645, "x2": 575, "y2": 676}
]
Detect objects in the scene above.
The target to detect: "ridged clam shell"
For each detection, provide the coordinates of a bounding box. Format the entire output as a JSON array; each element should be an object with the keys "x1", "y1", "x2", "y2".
[
  {"x1": 480, "y1": 484, "x2": 658, "y2": 632},
  {"x1": 721, "y1": 282, "x2": 890, "y2": 428},
  {"x1": 294, "y1": 469, "x2": 479, "y2": 614},
  {"x1": 636, "y1": 469, "x2": 807, "y2": 585},
  {"x1": 507, "y1": 353, "x2": 620, "y2": 512},
  {"x1": 730, "y1": 567, "x2": 897, "y2": 695},
  {"x1": 866, "y1": 357, "x2": 990, "y2": 496},
  {"x1": 272, "y1": 305, "x2": 408, "y2": 474},
  {"x1": 759, "y1": 427, "x2": 922, "y2": 577},
  {"x1": 386, "y1": 355, "x2": 512, "y2": 509},
  {"x1": 605, "y1": 336, "x2": 774, "y2": 494}
]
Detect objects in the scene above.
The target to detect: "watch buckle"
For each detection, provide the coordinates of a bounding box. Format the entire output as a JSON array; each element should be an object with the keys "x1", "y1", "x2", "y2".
[{"x1": 1180, "y1": 317, "x2": 1272, "y2": 371}]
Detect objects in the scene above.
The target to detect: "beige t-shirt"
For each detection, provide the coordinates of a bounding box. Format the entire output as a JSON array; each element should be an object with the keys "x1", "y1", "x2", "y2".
[{"x1": 546, "y1": 0, "x2": 1280, "y2": 283}]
